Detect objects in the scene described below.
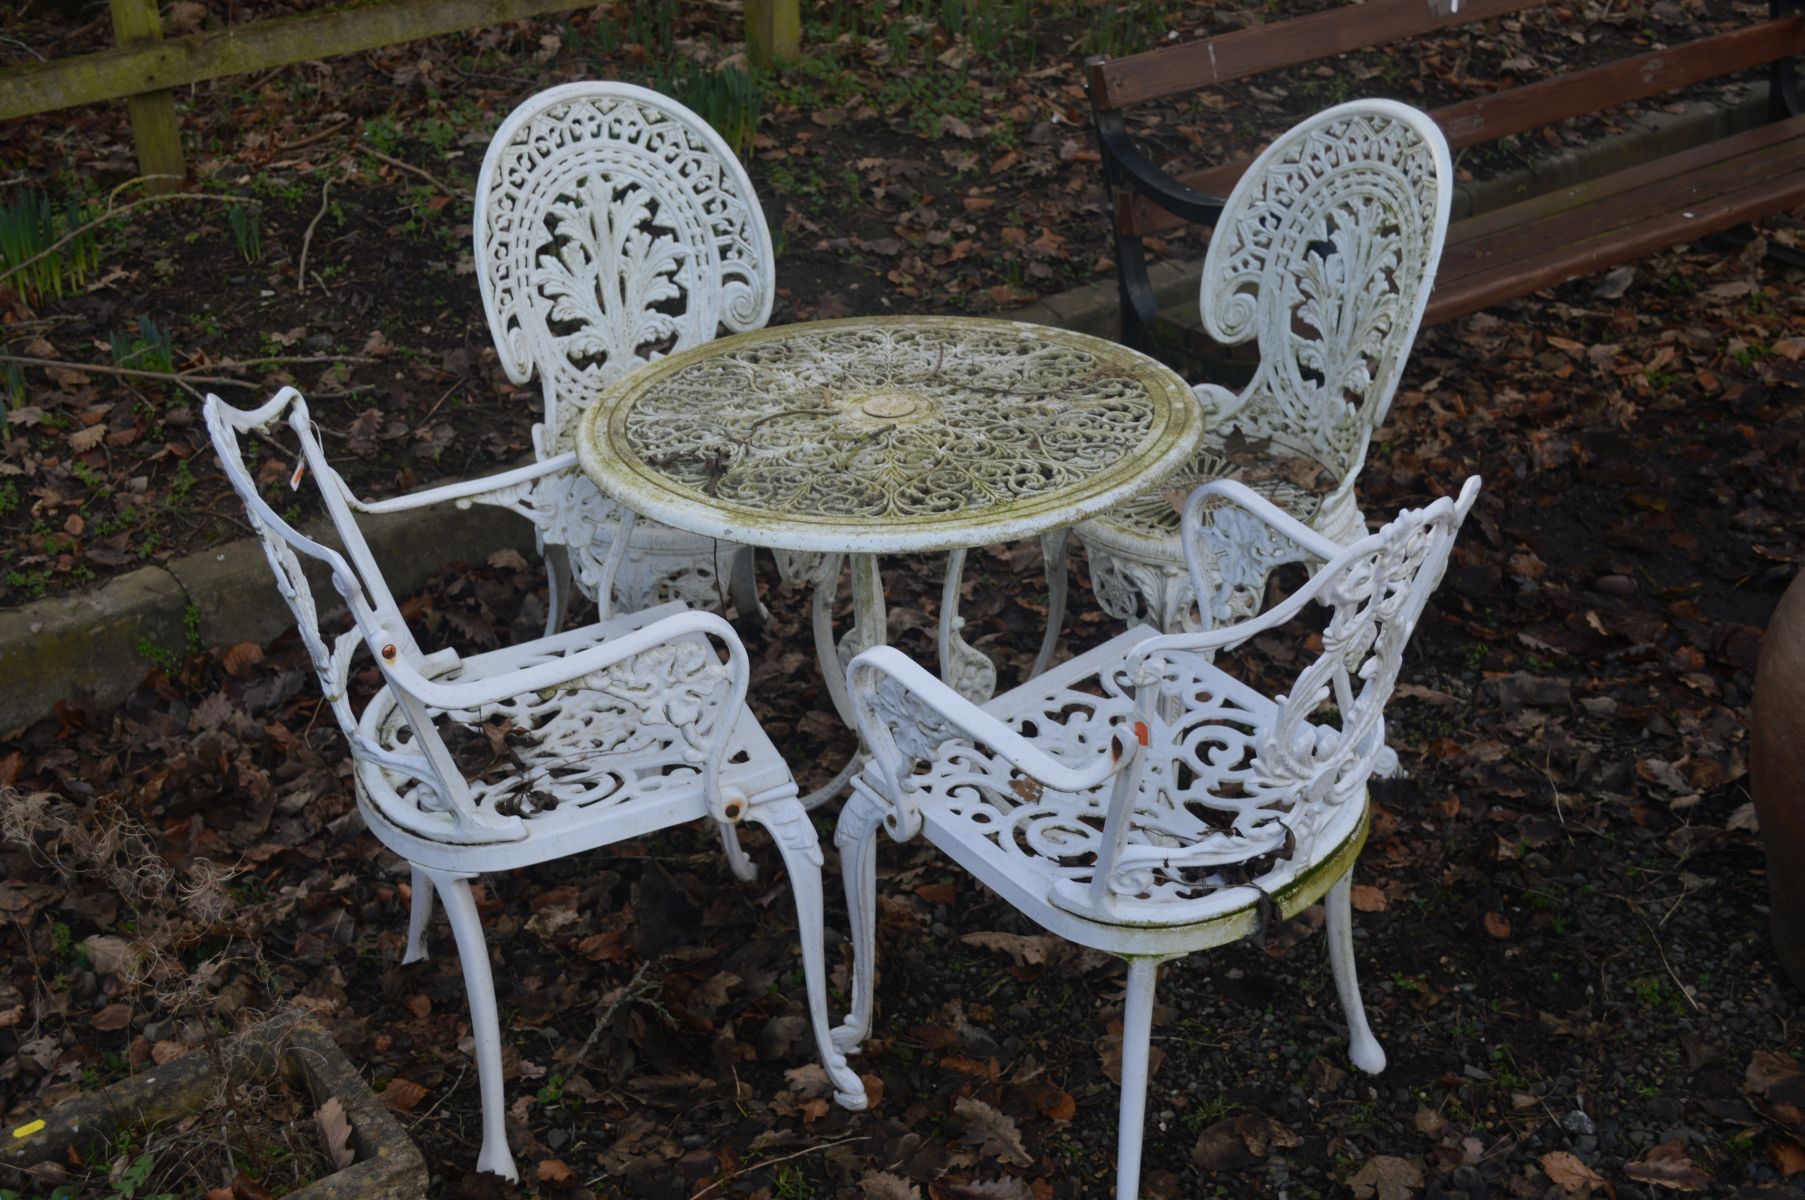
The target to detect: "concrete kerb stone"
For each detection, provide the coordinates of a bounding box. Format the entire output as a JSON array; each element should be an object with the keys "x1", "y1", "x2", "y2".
[
  {"x1": 0, "y1": 85, "x2": 1777, "y2": 737},
  {"x1": 1, "y1": 484, "x2": 537, "y2": 738}
]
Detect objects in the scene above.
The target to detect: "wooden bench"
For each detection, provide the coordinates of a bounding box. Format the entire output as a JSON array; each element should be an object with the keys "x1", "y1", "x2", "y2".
[{"x1": 1087, "y1": 0, "x2": 1805, "y2": 355}]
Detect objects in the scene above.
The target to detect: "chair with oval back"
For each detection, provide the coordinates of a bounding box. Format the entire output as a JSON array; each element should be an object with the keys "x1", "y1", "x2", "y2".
[
  {"x1": 1068, "y1": 99, "x2": 1453, "y2": 635},
  {"x1": 356, "y1": 82, "x2": 776, "y2": 628}
]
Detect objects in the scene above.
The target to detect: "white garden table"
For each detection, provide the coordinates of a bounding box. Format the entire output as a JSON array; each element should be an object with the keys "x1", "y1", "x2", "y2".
[{"x1": 575, "y1": 315, "x2": 1203, "y2": 801}]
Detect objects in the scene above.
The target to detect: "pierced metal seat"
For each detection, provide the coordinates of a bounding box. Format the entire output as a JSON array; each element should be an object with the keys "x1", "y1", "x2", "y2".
[
  {"x1": 1072, "y1": 99, "x2": 1453, "y2": 633},
  {"x1": 206, "y1": 387, "x2": 863, "y2": 1182},
  {"x1": 834, "y1": 474, "x2": 1481, "y2": 1200}
]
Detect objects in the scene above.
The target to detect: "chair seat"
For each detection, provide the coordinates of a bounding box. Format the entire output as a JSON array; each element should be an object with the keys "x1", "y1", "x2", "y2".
[
  {"x1": 865, "y1": 625, "x2": 1370, "y2": 954},
  {"x1": 1075, "y1": 429, "x2": 1328, "y2": 558},
  {"x1": 358, "y1": 602, "x2": 793, "y2": 872}
]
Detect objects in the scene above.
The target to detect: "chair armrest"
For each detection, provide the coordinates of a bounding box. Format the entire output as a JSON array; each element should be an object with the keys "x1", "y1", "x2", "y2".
[
  {"x1": 349, "y1": 452, "x2": 580, "y2": 514},
  {"x1": 384, "y1": 608, "x2": 740, "y2": 714},
  {"x1": 1129, "y1": 479, "x2": 1348, "y2": 662},
  {"x1": 381, "y1": 608, "x2": 754, "y2": 822},
  {"x1": 847, "y1": 646, "x2": 1134, "y2": 810}
]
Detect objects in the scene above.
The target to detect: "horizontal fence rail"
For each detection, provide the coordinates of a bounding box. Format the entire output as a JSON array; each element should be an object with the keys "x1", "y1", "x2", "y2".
[{"x1": 0, "y1": 0, "x2": 816, "y2": 189}]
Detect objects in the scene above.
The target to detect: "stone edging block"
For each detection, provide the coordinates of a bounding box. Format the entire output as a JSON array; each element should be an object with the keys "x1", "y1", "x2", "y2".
[
  {"x1": 0, "y1": 1017, "x2": 426, "y2": 1198},
  {"x1": 1, "y1": 486, "x2": 535, "y2": 737}
]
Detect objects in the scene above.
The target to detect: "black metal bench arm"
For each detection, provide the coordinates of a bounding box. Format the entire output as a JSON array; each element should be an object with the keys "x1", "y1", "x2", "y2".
[
  {"x1": 1093, "y1": 106, "x2": 1226, "y2": 352},
  {"x1": 1777, "y1": 0, "x2": 1805, "y2": 119}
]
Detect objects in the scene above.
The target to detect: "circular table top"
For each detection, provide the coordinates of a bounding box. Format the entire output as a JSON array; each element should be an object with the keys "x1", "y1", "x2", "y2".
[{"x1": 576, "y1": 315, "x2": 1204, "y2": 553}]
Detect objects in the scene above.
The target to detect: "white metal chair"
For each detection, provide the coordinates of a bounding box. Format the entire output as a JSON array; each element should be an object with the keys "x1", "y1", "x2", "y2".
[
  {"x1": 356, "y1": 81, "x2": 775, "y2": 628},
  {"x1": 206, "y1": 387, "x2": 864, "y2": 1181},
  {"x1": 833, "y1": 474, "x2": 1481, "y2": 1200},
  {"x1": 1071, "y1": 99, "x2": 1453, "y2": 633}
]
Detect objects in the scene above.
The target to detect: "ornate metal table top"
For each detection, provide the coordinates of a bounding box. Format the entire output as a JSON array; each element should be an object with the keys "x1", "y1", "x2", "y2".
[{"x1": 576, "y1": 316, "x2": 1203, "y2": 553}]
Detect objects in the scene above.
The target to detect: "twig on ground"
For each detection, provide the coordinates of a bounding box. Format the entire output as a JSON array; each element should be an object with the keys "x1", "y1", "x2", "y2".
[
  {"x1": 1617, "y1": 892, "x2": 1702, "y2": 1011},
  {"x1": 418, "y1": 376, "x2": 469, "y2": 426},
  {"x1": 0, "y1": 354, "x2": 258, "y2": 390},
  {"x1": 687, "y1": 1137, "x2": 868, "y2": 1198},
  {"x1": 297, "y1": 165, "x2": 349, "y2": 297},
  {"x1": 271, "y1": 119, "x2": 352, "y2": 156},
  {"x1": 365, "y1": 149, "x2": 456, "y2": 197},
  {"x1": 0, "y1": 33, "x2": 46, "y2": 62},
  {"x1": 576, "y1": 960, "x2": 661, "y2": 1063},
  {"x1": 0, "y1": 178, "x2": 251, "y2": 289},
  {"x1": 209, "y1": 354, "x2": 381, "y2": 369}
]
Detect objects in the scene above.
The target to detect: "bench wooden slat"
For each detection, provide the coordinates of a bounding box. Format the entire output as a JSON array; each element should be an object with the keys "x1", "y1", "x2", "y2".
[
  {"x1": 1118, "y1": 17, "x2": 1805, "y2": 239},
  {"x1": 1432, "y1": 15, "x2": 1805, "y2": 151},
  {"x1": 1447, "y1": 113, "x2": 1805, "y2": 245},
  {"x1": 1423, "y1": 116, "x2": 1805, "y2": 322},
  {"x1": 1087, "y1": 0, "x2": 1549, "y2": 111}
]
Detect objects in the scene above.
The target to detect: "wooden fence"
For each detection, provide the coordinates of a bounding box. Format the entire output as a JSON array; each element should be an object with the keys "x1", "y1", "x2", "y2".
[{"x1": 1, "y1": 0, "x2": 802, "y2": 192}]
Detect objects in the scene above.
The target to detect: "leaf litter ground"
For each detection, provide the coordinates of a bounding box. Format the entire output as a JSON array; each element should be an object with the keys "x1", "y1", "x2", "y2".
[
  {"x1": 4, "y1": 228, "x2": 1805, "y2": 1196},
  {"x1": 4, "y1": 0, "x2": 1805, "y2": 1195}
]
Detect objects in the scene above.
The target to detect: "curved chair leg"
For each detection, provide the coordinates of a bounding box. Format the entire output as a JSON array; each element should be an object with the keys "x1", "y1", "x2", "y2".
[
  {"x1": 749, "y1": 796, "x2": 868, "y2": 1111},
  {"x1": 716, "y1": 818, "x2": 758, "y2": 883},
  {"x1": 1116, "y1": 956, "x2": 1163, "y2": 1200},
  {"x1": 1030, "y1": 528, "x2": 1071, "y2": 679},
  {"x1": 1326, "y1": 870, "x2": 1386, "y2": 1074},
  {"x1": 403, "y1": 864, "x2": 433, "y2": 964},
  {"x1": 830, "y1": 785, "x2": 887, "y2": 1057},
  {"x1": 424, "y1": 869, "x2": 517, "y2": 1181},
  {"x1": 1373, "y1": 744, "x2": 1406, "y2": 780},
  {"x1": 543, "y1": 543, "x2": 573, "y2": 639}
]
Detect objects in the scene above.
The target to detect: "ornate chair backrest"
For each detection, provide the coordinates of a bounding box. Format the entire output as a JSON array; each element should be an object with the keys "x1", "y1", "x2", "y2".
[
  {"x1": 1199, "y1": 99, "x2": 1451, "y2": 485},
  {"x1": 205, "y1": 389, "x2": 519, "y2": 844},
  {"x1": 1102, "y1": 477, "x2": 1479, "y2": 903},
  {"x1": 475, "y1": 82, "x2": 776, "y2": 454}
]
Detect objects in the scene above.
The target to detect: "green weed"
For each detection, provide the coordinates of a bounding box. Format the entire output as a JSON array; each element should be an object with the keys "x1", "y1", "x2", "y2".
[
  {"x1": 225, "y1": 202, "x2": 262, "y2": 263},
  {"x1": 643, "y1": 59, "x2": 761, "y2": 159},
  {"x1": 0, "y1": 189, "x2": 101, "y2": 304},
  {"x1": 109, "y1": 316, "x2": 175, "y2": 376}
]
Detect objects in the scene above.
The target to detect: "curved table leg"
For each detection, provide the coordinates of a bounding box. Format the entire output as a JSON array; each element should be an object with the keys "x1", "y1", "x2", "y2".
[
  {"x1": 938, "y1": 548, "x2": 998, "y2": 703},
  {"x1": 810, "y1": 552, "x2": 854, "y2": 728},
  {"x1": 1031, "y1": 528, "x2": 1070, "y2": 679},
  {"x1": 802, "y1": 553, "x2": 891, "y2": 809}
]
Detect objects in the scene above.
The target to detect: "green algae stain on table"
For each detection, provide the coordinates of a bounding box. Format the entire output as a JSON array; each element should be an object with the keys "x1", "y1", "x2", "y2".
[{"x1": 576, "y1": 316, "x2": 1204, "y2": 554}]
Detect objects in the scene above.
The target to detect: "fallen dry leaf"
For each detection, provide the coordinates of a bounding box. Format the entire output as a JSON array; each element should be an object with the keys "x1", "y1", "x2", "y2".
[
  {"x1": 314, "y1": 1096, "x2": 355, "y2": 1171},
  {"x1": 948, "y1": 1177, "x2": 1034, "y2": 1199},
  {"x1": 221, "y1": 642, "x2": 264, "y2": 678},
  {"x1": 89, "y1": 1002, "x2": 130, "y2": 1031},
  {"x1": 380, "y1": 1077, "x2": 428, "y2": 1112},
  {"x1": 1745, "y1": 1048, "x2": 1804, "y2": 1096},
  {"x1": 953, "y1": 1095, "x2": 1033, "y2": 1167},
  {"x1": 536, "y1": 1158, "x2": 573, "y2": 1183},
  {"x1": 961, "y1": 930, "x2": 1055, "y2": 966},
  {"x1": 1348, "y1": 1154, "x2": 1424, "y2": 1200},
  {"x1": 1540, "y1": 1150, "x2": 1609, "y2": 1195},
  {"x1": 858, "y1": 1171, "x2": 923, "y2": 1200},
  {"x1": 1624, "y1": 1141, "x2": 1711, "y2": 1191}
]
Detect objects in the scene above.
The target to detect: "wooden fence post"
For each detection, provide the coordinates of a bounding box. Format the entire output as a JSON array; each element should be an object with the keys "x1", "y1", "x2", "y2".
[
  {"x1": 745, "y1": 0, "x2": 800, "y2": 65},
  {"x1": 109, "y1": 0, "x2": 184, "y2": 193}
]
